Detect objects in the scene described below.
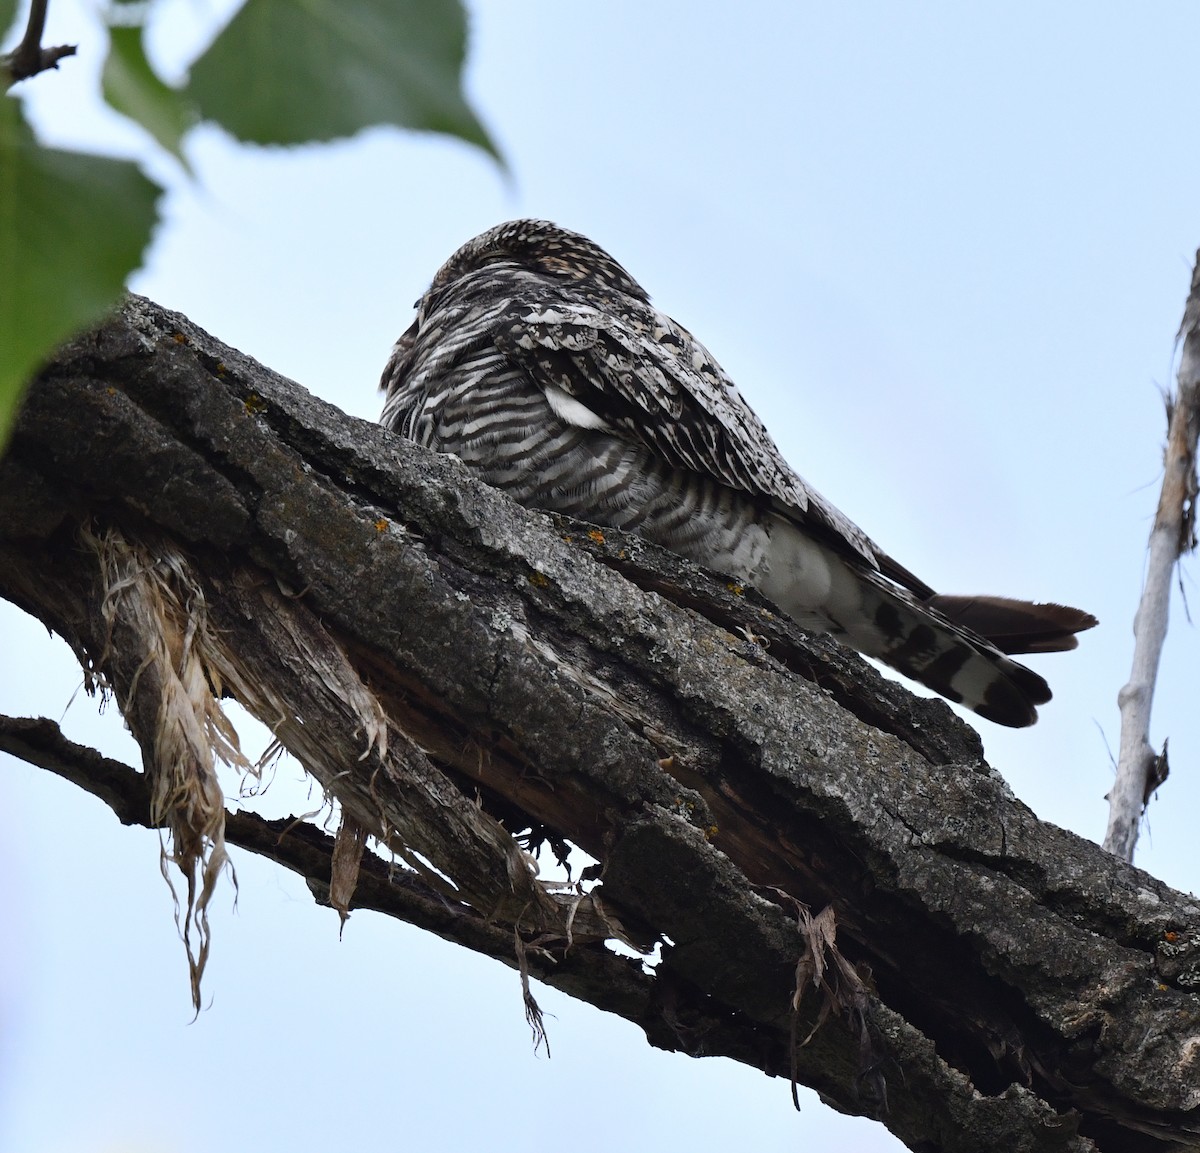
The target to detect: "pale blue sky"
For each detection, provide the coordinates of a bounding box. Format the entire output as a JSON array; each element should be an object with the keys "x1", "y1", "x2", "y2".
[{"x1": 4, "y1": 4, "x2": 1200, "y2": 1151}]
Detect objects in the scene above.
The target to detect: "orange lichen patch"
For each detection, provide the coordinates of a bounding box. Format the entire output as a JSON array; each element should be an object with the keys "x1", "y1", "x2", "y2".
[
  {"x1": 587, "y1": 529, "x2": 606, "y2": 544},
  {"x1": 726, "y1": 582, "x2": 745, "y2": 596},
  {"x1": 374, "y1": 517, "x2": 389, "y2": 533},
  {"x1": 1165, "y1": 931, "x2": 1180, "y2": 943},
  {"x1": 704, "y1": 825, "x2": 719, "y2": 841},
  {"x1": 172, "y1": 331, "x2": 188, "y2": 344}
]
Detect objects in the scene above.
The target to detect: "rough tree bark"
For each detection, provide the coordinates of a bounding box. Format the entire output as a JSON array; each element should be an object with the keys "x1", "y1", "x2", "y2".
[{"x1": 2, "y1": 298, "x2": 1199, "y2": 1153}]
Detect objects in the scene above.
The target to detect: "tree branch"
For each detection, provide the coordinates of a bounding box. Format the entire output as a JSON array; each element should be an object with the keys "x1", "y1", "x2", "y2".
[
  {"x1": 4, "y1": 0, "x2": 76, "y2": 87},
  {"x1": 0, "y1": 713, "x2": 651, "y2": 1008},
  {"x1": 1105, "y1": 250, "x2": 1200, "y2": 861},
  {"x1": 3, "y1": 297, "x2": 1199, "y2": 1152}
]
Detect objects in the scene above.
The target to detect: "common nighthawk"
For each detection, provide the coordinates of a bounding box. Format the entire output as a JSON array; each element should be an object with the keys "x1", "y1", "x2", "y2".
[{"x1": 380, "y1": 220, "x2": 1095, "y2": 726}]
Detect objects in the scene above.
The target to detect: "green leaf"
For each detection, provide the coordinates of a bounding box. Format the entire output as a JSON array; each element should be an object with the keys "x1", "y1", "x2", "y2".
[
  {"x1": 0, "y1": 96, "x2": 162, "y2": 453},
  {"x1": 186, "y1": 0, "x2": 498, "y2": 158},
  {"x1": 102, "y1": 23, "x2": 196, "y2": 167}
]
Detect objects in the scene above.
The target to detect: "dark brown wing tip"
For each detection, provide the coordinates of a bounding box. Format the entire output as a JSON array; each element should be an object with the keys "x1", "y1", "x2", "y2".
[
  {"x1": 962, "y1": 663, "x2": 1044, "y2": 727},
  {"x1": 1036, "y1": 602, "x2": 1099, "y2": 629},
  {"x1": 977, "y1": 697, "x2": 1039, "y2": 728},
  {"x1": 929, "y1": 595, "x2": 1098, "y2": 656},
  {"x1": 1021, "y1": 603, "x2": 1099, "y2": 653}
]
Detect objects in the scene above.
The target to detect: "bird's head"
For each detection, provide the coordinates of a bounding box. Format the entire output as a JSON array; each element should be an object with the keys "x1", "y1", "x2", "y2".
[{"x1": 418, "y1": 219, "x2": 651, "y2": 320}]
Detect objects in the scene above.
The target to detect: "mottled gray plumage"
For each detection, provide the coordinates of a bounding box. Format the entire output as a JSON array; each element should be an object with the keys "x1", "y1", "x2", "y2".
[{"x1": 380, "y1": 220, "x2": 1095, "y2": 726}]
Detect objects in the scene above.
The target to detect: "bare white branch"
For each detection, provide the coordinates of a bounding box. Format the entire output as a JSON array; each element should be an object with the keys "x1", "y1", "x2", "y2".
[{"x1": 1104, "y1": 252, "x2": 1200, "y2": 860}]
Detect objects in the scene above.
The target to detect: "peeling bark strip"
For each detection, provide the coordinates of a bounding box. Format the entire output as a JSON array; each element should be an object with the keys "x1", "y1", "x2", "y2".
[
  {"x1": 2, "y1": 298, "x2": 1200, "y2": 1152},
  {"x1": 82, "y1": 521, "x2": 251, "y2": 1011}
]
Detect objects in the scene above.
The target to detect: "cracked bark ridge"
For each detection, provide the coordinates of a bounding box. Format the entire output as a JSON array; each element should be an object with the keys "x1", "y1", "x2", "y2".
[{"x1": 2, "y1": 297, "x2": 1199, "y2": 1153}]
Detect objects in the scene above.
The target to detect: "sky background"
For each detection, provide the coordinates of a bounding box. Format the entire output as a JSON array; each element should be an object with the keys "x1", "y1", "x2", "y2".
[{"x1": 3, "y1": 4, "x2": 1200, "y2": 1151}]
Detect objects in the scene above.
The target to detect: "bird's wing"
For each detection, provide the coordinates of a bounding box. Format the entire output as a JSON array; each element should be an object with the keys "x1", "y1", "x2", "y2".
[{"x1": 494, "y1": 294, "x2": 912, "y2": 578}]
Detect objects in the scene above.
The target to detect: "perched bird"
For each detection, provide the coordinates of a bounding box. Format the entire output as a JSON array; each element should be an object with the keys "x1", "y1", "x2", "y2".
[{"x1": 380, "y1": 220, "x2": 1095, "y2": 727}]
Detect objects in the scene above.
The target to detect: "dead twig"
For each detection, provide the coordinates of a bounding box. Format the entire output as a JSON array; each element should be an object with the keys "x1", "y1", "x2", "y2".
[{"x1": 1105, "y1": 251, "x2": 1200, "y2": 861}]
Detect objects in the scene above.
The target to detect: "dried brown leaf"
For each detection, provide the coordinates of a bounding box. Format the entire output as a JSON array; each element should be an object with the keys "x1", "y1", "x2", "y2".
[{"x1": 330, "y1": 811, "x2": 369, "y2": 935}]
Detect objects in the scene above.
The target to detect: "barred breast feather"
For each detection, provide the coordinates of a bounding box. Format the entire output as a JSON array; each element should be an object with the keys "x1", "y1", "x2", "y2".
[{"x1": 380, "y1": 219, "x2": 1096, "y2": 727}]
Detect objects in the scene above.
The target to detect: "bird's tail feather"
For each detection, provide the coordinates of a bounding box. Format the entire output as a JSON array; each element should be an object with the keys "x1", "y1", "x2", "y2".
[
  {"x1": 840, "y1": 578, "x2": 1054, "y2": 728},
  {"x1": 757, "y1": 522, "x2": 1095, "y2": 728}
]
